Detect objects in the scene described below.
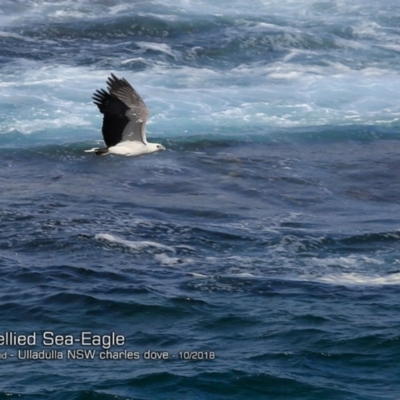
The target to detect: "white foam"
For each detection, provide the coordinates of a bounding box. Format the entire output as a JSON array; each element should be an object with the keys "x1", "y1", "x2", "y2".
[
  {"x1": 0, "y1": 65, "x2": 111, "y2": 137},
  {"x1": 154, "y1": 254, "x2": 179, "y2": 265},
  {"x1": 228, "y1": 272, "x2": 258, "y2": 278},
  {"x1": 190, "y1": 273, "x2": 208, "y2": 278},
  {"x1": 95, "y1": 233, "x2": 176, "y2": 253},
  {"x1": 121, "y1": 57, "x2": 149, "y2": 65},
  {"x1": 4, "y1": 113, "x2": 90, "y2": 135},
  {"x1": 300, "y1": 254, "x2": 398, "y2": 286},
  {"x1": 0, "y1": 31, "x2": 36, "y2": 42},
  {"x1": 49, "y1": 10, "x2": 86, "y2": 19},
  {"x1": 136, "y1": 42, "x2": 177, "y2": 59},
  {"x1": 310, "y1": 255, "x2": 384, "y2": 269},
  {"x1": 154, "y1": 253, "x2": 194, "y2": 266},
  {"x1": 109, "y1": 4, "x2": 133, "y2": 15},
  {"x1": 314, "y1": 272, "x2": 400, "y2": 286}
]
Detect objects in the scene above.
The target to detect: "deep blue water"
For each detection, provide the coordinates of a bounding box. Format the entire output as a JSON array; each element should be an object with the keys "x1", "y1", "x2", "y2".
[{"x1": 1, "y1": 1, "x2": 400, "y2": 399}]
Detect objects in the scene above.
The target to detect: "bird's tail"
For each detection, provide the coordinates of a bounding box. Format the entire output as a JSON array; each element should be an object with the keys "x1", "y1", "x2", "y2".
[{"x1": 84, "y1": 147, "x2": 109, "y2": 156}]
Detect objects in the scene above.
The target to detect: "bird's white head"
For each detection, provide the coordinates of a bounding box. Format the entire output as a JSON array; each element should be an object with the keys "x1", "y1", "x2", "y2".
[{"x1": 147, "y1": 143, "x2": 166, "y2": 154}]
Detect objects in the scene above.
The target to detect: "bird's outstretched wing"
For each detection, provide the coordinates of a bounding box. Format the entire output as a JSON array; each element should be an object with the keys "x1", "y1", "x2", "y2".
[{"x1": 92, "y1": 73, "x2": 149, "y2": 147}]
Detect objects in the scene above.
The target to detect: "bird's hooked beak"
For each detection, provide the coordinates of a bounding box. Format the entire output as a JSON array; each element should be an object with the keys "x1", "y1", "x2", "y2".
[{"x1": 159, "y1": 145, "x2": 166, "y2": 151}]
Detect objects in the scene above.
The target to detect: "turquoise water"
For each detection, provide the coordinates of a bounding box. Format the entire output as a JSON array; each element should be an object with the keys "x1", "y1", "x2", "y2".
[{"x1": 1, "y1": 1, "x2": 400, "y2": 399}]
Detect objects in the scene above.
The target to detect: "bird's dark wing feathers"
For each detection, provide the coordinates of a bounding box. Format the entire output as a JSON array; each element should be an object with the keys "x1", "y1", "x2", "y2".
[
  {"x1": 92, "y1": 88, "x2": 129, "y2": 147},
  {"x1": 92, "y1": 74, "x2": 149, "y2": 147}
]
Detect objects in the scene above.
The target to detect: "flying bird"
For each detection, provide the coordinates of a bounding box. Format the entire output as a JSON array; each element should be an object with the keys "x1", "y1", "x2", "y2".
[{"x1": 85, "y1": 73, "x2": 165, "y2": 156}]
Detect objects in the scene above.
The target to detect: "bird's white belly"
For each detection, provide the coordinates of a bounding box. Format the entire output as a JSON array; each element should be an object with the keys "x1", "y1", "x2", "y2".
[{"x1": 108, "y1": 142, "x2": 148, "y2": 156}]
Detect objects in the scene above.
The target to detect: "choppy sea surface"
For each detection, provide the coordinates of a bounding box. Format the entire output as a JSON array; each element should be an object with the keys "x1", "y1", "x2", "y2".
[{"x1": 1, "y1": 0, "x2": 400, "y2": 398}]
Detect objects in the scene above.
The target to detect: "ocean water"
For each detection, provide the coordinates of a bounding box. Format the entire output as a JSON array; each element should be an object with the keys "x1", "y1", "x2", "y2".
[{"x1": 1, "y1": 0, "x2": 400, "y2": 398}]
